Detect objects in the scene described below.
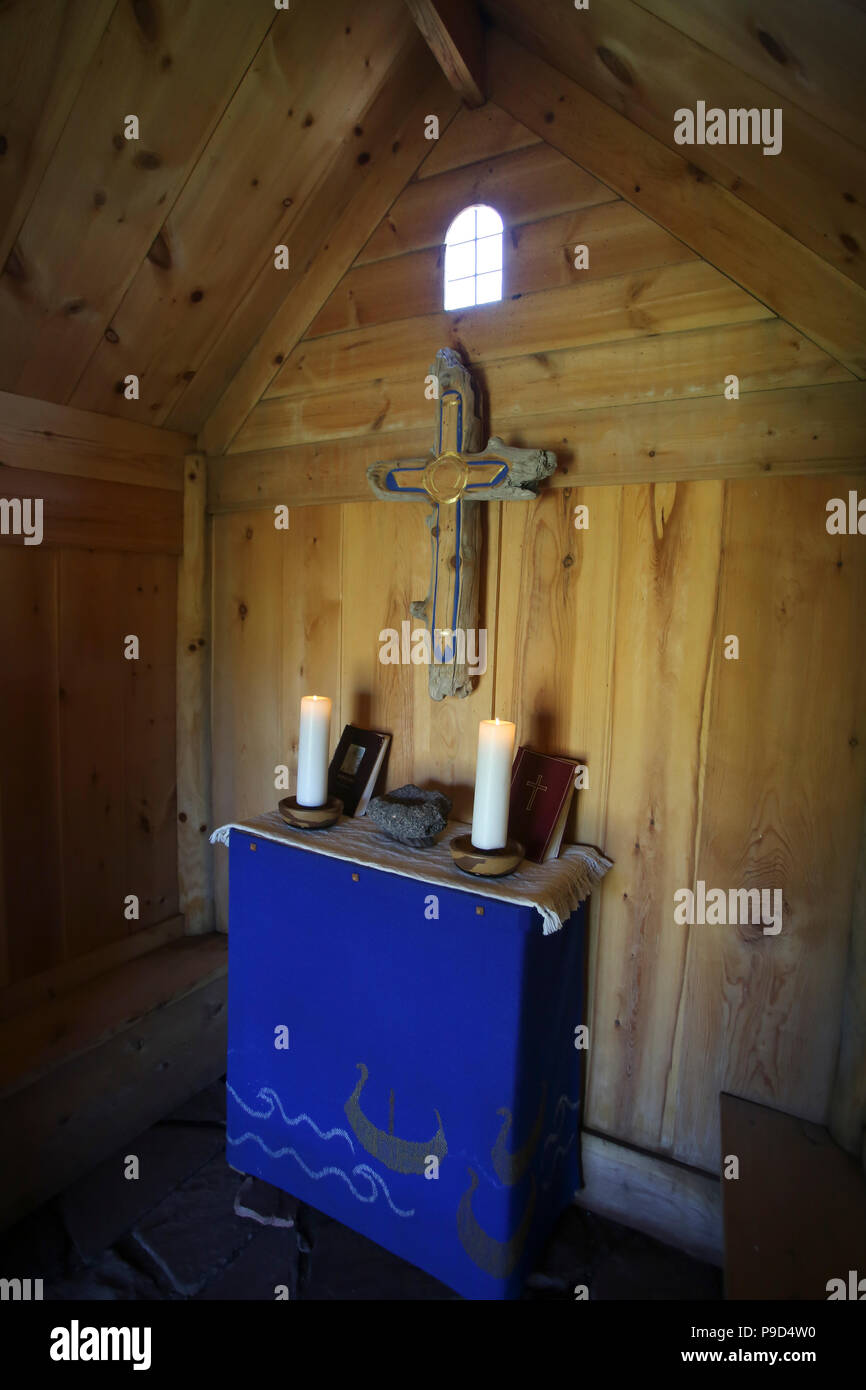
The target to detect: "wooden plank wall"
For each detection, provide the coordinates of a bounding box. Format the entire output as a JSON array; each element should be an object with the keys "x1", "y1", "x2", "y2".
[
  {"x1": 210, "y1": 107, "x2": 866, "y2": 1174},
  {"x1": 0, "y1": 394, "x2": 187, "y2": 991}
]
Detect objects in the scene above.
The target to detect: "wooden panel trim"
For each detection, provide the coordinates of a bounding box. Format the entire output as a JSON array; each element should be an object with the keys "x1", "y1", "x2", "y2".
[
  {"x1": 577, "y1": 1128, "x2": 723, "y2": 1266},
  {"x1": 0, "y1": 464, "x2": 183, "y2": 554},
  {"x1": 0, "y1": 915, "x2": 186, "y2": 1024},
  {"x1": 267, "y1": 260, "x2": 770, "y2": 404},
  {"x1": 487, "y1": 29, "x2": 866, "y2": 378},
  {"x1": 244, "y1": 323, "x2": 851, "y2": 453},
  {"x1": 208, "y1": 382, "x2": 866, "y2": 510},
  {"x1": 177, "y1": 454, "x2": 214, "y2": 935},
  {"x1": 0, "y1": 390, "x2": 189, "y2": 489}
]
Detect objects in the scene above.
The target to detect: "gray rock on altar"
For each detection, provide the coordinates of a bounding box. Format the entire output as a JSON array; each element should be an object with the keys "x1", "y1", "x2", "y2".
[{"x1": 367, "y1": 785, "x2": 452, "y2": 848}]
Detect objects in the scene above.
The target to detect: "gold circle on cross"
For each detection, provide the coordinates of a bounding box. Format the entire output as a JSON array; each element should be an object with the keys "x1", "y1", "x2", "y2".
[{"x1": 422, "y1": 451, "x2": 469, "y2": 505}]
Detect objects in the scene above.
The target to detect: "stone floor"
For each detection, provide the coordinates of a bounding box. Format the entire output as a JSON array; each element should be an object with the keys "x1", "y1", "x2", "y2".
[{"x1": 0, "y1": 1077, "x2": 723, "y2": 1301}]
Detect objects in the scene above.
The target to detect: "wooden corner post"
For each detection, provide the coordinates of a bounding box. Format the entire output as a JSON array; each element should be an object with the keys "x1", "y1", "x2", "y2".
[{"x1": 177, "y1": 452, "x2": 214, "y2": 934}]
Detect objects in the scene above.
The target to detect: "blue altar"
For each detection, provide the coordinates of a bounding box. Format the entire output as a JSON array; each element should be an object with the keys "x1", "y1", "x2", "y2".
[{"x1": 225, "y1": 826, "x2": 589, "y2": 1300}]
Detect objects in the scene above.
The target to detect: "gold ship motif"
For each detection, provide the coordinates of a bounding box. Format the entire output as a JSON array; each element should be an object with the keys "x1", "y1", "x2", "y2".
[
  {"x1": 457, "y1": 1169, "x2": 537, "y2": 1279},
  {"x1": 344, "y1": 1062, "x2": 448, "y2": 1175},
  {"x1": 490, "y1": 1085, "x2": 547, "y2": 1187}
]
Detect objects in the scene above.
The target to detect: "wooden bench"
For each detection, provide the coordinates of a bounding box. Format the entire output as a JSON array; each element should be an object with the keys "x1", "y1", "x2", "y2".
[{"x1": 0, "y1": 930, "x2": 227, "y2": 1231}]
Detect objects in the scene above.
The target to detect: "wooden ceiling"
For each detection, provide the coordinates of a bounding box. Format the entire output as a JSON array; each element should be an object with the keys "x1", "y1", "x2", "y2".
[{"x1": 1, "y1": 0, "x2": 864, "y2": 454}]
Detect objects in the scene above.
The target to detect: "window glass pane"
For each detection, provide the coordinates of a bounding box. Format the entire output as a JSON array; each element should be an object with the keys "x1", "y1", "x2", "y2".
[
  {"x1": 445, "y1": 207, "x2": 476, "y2": 244},
  {"x1": 443, "y1": 205, "x2": 504, "y2": 310},
  {"x1": 474, "y1": 205, "x2": 502, "y2": 238},
  {"x1": 475, "y1": 234, "x2": 502, "y2": 274},
  {"x1": 444, "y1": 276, "x2": 477, "y2": 310},
  {"x1": 445, "y1": 239, "x2": 475, "y2": 281},
  {"x1": 475, "y1": 270, "x2": 502, "y2": 305}
]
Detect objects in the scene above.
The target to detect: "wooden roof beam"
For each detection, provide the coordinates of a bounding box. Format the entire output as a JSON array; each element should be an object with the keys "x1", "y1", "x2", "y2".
[{"x1": 404, "y1": 0, "x2": 486, "y2": 108}]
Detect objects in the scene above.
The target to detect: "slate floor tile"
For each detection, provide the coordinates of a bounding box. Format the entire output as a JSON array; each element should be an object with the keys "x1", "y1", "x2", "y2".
[
  {"x1": 46, "y1": 1249, "x2": 166, "y2": 1302},
  {"x1": 59, "y1": 1122, "x2": 225, "y2": 1262},
  {"x1": 195, "y1": 1225, "x2": 300, "y2": 1301},
  {"x1": 130, "y1": 1155, "x2": 253, "y2": 1296}
]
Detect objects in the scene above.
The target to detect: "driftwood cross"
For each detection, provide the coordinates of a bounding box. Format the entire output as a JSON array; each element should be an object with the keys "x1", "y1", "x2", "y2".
[{"x1": 367, "y1": 348, "x2": 556, "y2": 699}]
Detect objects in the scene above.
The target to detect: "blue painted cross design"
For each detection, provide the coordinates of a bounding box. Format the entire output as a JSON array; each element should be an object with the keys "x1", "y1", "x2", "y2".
[{"x1": 367, "y1": 348, "x2": 557, "y2": 700}]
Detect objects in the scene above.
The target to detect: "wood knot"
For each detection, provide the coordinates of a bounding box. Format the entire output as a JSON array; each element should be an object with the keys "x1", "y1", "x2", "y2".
[
  {"x1": 4, "y1": 246, "x2": 26, "y2": 281},
  {"x1": 756, "y1": 29, "x2": 787, "y2": 64},
  {"x1": 597, "y1": 45, "x2": 633, "y2": 85},
  {"x1": 147, "y1": 230, "x2": 171, "y2": 270},
  {"x1": 132, "y1": 0, "x2": 159, "y2": 42}
]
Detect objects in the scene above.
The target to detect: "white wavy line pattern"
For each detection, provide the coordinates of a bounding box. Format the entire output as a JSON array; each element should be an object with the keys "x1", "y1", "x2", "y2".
[
  {"x1": 227, "y1": 1082, "x2": 355, "y2": 1153},
  {"x1": 227, "y1": 1131, "x2": 414, "y2": 1217}
]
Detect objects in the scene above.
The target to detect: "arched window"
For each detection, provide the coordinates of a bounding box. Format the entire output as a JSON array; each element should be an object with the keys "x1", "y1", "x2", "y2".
[{"x1": 443, "y1": 204, "x2": 503, "y2": 310}]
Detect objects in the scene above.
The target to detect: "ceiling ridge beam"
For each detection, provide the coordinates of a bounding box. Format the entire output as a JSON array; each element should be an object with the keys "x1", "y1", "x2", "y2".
[
  {"x1": 404, "y1": 0, "x2": 486, "y2": 108},
  {"x1": 487, "y1": 28, "x2": 866, "y2": 379}
]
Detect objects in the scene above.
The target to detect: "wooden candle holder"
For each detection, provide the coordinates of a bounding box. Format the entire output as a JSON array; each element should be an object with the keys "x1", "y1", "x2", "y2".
[
  {"x1": 449, "y1": 834, "x2": 524, "y2": 877},
  {"x1": 278, "y1": 795, "x2": 343, "y2": 829}
]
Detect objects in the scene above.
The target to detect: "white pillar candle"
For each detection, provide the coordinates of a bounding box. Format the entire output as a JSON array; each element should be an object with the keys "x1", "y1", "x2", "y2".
[
  {"x1": 471, "y1": 718, "x2": 516, "y2": 850},
  {"x1": 296, "y1": 695, "x2": 332, "y2": 807}
]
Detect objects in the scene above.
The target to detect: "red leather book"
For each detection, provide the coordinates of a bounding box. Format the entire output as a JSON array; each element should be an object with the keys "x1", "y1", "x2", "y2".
[{"x1": 508, "y1": 747, "x2": 579, "y2": 863}]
